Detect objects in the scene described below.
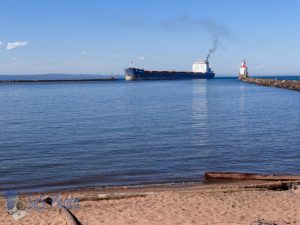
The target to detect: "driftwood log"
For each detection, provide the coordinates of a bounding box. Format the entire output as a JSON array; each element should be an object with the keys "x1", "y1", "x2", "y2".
[{"x1": 205, "y1": 172, "x2": 300, "y2": 181}]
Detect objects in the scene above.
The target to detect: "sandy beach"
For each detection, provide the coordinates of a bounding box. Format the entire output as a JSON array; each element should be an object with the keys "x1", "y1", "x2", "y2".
[{"x1": 1, "y1": 181, "x2": 300, "y2": 225}]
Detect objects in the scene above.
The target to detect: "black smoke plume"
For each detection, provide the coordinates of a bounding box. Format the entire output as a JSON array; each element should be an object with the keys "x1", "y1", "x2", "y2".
[
  {"x1": 161, "y1": 16, "x2": 230, "y2": 61},
  {"x1": 206, "y1": 37, "x2": 219, "y2": 62}
]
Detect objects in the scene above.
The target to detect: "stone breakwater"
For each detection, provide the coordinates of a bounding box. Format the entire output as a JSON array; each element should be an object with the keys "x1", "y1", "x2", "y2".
[{"x1": 240, "y1": 77, "x2": 300, "y2": 91}]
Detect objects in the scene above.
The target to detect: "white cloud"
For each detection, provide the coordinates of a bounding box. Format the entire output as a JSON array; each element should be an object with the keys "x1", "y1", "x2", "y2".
[
  {"x1": 110, "y1": 54, "x2": 127, "y2": 59},
  {"x1": 6, "y1": 41, "x2": 29, "y2": 50},
  {"x1": 81, "y1": 51, "x2": 88, "y2": 55},
  {"x1": 135, "y1": 56, "x2": 145, "y2": 60},
  {"x1": 255, "y1": 64, "x2": 266, "y2": 70},
  {"x1": 0, "y1": 41, "x2": 2, "y2": 47}
]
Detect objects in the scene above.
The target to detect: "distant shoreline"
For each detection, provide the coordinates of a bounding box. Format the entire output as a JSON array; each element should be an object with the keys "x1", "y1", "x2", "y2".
[
  {"x1": 0, "y1": 78, "x2": 118, "y2": 83},
  {"x1": 0, "y1": 76, "x2": 299, "y2": 84}
]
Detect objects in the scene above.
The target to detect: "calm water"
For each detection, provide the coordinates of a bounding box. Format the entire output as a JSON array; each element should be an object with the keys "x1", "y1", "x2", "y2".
[{"x1": 0, "y1": 79, "x2": 299, "y2": 193}]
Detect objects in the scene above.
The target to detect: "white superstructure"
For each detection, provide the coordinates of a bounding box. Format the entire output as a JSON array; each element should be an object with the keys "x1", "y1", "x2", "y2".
[{"x1": 193, "y1": 60, "x2": 210, "y2": 73}]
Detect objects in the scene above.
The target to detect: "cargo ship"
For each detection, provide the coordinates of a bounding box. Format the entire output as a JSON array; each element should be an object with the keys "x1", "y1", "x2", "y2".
[{"x1": 124, "y1": 60, "x2": 215, "y2": 81}]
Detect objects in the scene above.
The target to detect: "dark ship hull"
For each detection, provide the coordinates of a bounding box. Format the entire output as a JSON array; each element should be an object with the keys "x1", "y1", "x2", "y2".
[{"x1": 125, "y1": 68, "x2": 215, "y2": 81}]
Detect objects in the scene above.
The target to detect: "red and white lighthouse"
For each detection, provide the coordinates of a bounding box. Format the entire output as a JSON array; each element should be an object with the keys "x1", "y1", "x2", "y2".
[{"x1": 239, "y1": 60, "x2": 249, "y2": 78}]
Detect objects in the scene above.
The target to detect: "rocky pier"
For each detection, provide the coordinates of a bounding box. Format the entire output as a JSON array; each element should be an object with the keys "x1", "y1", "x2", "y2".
[
  {"x1": 238, "y1": 60, "x2": 300, "y2": 91},
  {"x1": 239, "y1": 77, "x2": 300, "y2": 91}
]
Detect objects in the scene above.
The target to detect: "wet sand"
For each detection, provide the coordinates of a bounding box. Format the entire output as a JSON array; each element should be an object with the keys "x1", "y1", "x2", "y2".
[{"x1": 1, "y1": 181, "x2": 300, "y2": 225}]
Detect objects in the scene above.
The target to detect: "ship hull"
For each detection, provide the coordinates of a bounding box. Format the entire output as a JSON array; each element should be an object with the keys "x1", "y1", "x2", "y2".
[{"x1": 125, "y1": 68, "x2": 215, "y2": 81}]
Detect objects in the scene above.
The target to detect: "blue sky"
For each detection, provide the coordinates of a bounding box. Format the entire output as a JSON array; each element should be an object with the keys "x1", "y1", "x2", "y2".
[{"x1": 0, "y1": 0, "x2": 299, "y2": 75}]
